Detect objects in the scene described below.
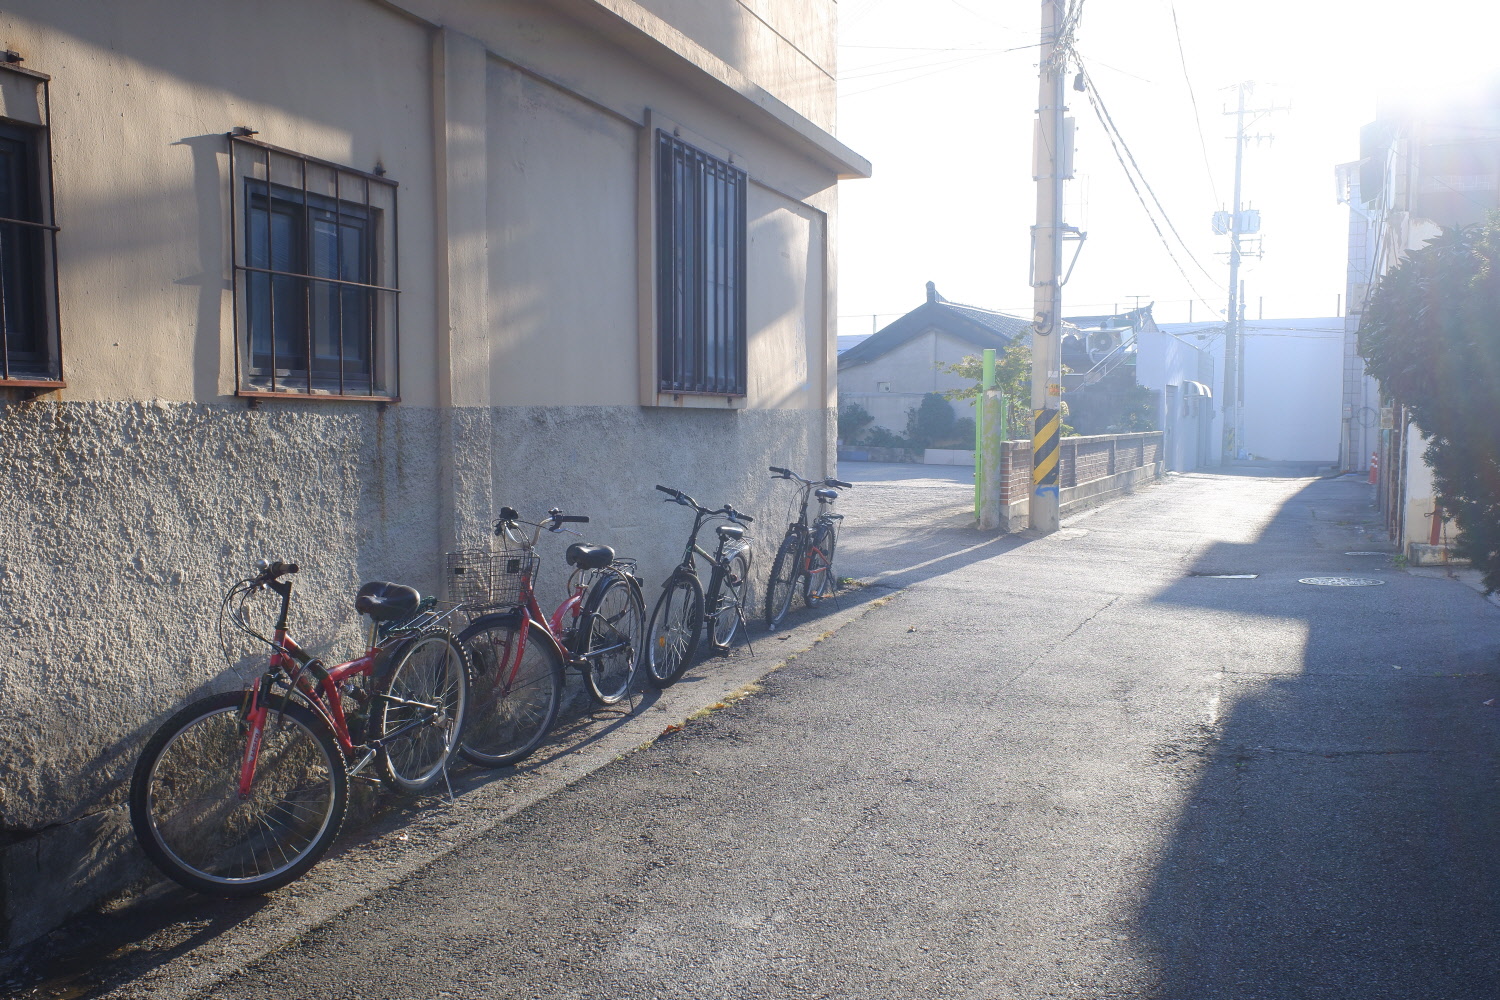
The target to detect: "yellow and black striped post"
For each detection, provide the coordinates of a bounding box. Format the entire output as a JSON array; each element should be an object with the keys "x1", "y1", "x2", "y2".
[{"x1": 1032, "y1": 407, "x2": 1061, "y2": 493}]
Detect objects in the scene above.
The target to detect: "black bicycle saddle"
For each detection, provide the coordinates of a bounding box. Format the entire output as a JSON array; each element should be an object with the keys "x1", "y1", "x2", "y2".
[{"x1": 355, "y1": 581, "x2": 421, "y2": 622}]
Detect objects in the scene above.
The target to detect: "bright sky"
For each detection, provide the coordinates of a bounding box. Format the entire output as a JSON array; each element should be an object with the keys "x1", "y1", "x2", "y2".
[{"x1": 835, "y1": 0, "x2": 1500, "y2": 337}]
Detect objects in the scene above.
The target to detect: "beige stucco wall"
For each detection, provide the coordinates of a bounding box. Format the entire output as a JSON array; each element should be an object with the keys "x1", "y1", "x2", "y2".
[{"x1": 0, "y1": 0, "x2": 855, "y2": 950}]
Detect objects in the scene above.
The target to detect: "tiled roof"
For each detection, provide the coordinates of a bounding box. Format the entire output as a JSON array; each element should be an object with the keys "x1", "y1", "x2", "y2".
[{"x1": 837, "y1": 283, "x2": 1032, "y2": 369}]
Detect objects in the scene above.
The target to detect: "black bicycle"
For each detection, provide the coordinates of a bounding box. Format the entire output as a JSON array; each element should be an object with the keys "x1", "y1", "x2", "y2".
[
  {"x1": 765, "y1": 466, "x2": 850, "y2": 630},
  {"x1": 645, "y1": 485, "x2": 754, "y2": 687}
]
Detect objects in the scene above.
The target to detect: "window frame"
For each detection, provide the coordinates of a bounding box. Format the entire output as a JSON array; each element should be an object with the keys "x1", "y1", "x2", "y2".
[
  {"x1": 229, "y1": 134, "x2": 399, "y2": 402},
  {"x1": 0, "y1": 63, "x2": 63, "y2": 389},
  {"x1": 645, "y1": 122, "x2": 748, "y2": 406}
]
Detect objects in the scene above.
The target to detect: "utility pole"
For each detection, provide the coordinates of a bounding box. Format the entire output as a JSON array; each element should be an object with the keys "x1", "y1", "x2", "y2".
[
  {"x1": 1029, "y1": 0, "x2": 1068, "y2": 534},
  {"x1": 1215, "y1": 81, "x2": 1283, "y2": 464},
  {"x1": 1221, "y1": 82, "x2": 1247, "y2": 466}
]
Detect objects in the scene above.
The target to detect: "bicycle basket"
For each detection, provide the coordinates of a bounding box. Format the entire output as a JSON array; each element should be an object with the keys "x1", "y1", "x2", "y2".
[{"x1": 446, "y1": 545, "x2": 537, "y2": 611}]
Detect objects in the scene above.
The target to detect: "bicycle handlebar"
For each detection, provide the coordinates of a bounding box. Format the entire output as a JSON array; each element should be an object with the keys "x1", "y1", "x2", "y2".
[
  {"x1": 827, "y1": 478, "x2": 853, "y2": 489},
  {"x1": 657, "y1": 486, "x2": 752, "y2": 523},
  {"x1": 769, "y1": 466, "x2": 791, "y2": 478},
  {"x1": 769, "y1": 466, "x2": 853, "y2": 490},
  {"x1": 252, "y1": 559, "x2": 298, "y2": 586}
]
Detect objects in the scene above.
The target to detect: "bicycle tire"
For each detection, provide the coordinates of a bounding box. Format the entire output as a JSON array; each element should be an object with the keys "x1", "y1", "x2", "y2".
[
  {"x1": 129, "y1": 691, "x2": 348, "y2": 896},
  {"x1": 765, "y1": 532, "x2": 801, "y2": 630},
  {"x1": 374, "y1": 629, "x2": 470, "y2": 795},
  {"x1": 804, "y1": 521, "x2": 839, "y2": 604},
  {"x1": 458, "y1": 613, "x2": 564, "y2": 767},
  {"x1": 580, "y1": 572, "x2": 646, "y2": 705},
  {"x1": 645, "y1": 572, "x2": 704, "y2": 688},
  {"x1": 707, "y1": 549, "x2": 751, "y2": 650}
]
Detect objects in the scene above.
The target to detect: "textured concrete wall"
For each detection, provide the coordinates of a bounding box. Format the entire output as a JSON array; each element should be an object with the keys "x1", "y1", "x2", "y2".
[{"x1": 0, "y1": 399, "x2": 827, "y2": 946}]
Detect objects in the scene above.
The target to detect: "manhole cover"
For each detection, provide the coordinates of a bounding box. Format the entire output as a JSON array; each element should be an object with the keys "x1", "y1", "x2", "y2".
[
  {"x1": 1299, "y1": 576, "x2": 1386, "y2": 587},
  {"x1": 1344, "y1": 551, "x2": 1391, "y2": 557}
]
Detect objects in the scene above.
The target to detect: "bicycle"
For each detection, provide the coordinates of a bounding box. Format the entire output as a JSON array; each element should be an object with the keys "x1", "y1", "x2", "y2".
[
  {"x1": 765, "y1": 466, "x2": 851, "y2": 630},
  {"x1": 645, "y1": 485, "x2": 754, "y2": 688},
  {"x1": 447, "y1": 507, "x2": 646, "y2": 767},
  {"x1": 129, "y1": 560, "x2": 471, "y2": 896}
]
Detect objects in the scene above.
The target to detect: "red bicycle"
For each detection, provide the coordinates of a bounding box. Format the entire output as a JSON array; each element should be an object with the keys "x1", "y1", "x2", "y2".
[
  {"x1": 448, "y1": 507, "x2": 645, "y2": 767},
  {"x1": 129, "y1": 560, "x2": 470, "y2": 895}
]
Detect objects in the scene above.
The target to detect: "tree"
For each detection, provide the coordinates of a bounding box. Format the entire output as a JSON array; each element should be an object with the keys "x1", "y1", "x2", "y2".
[
  {"x1": 1358, "y1": 220, "x2": 1500, "y2": 592},
  {"x1": 937, "y1": 344, "x2": 1075, "y2": 436},
  {"x1": 837, "y1": 400, "x2": 874, "y2": 444},
  {"x1": 904, "y1": 392, "x2": 956, "y2": 449}
]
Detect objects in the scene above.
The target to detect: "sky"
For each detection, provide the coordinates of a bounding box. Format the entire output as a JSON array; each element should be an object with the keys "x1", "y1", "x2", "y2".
[{"x1": 834, "y1": 0, "x2": 1500, "y2": 338}]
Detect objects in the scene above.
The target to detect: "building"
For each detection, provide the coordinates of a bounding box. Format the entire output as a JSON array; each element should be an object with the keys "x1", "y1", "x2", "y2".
[
  {"x1": 1339, "y1": 84, "x2": 1500, "y2": 560},
  {"x1": 0, "y1": 0, "x2": 868, "y2": 948},
  {"x1": 836, "y1": 281, "x2": 1030, "y2": 438}
]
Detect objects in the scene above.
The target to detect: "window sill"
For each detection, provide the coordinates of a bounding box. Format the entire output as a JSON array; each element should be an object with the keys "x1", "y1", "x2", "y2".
[
  {"x1": 647, "y1": 390, "x2": 747, "y2": 410},
  {"x1": 1, "y1": 378, "x2": 66, "y2": 399},
  {"x1": 237, "y1": 389, "x2": 399, "y2": 405}
]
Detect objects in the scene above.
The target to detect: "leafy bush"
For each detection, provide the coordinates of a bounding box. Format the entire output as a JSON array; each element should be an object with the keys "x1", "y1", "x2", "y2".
[{"x1": 837, "y1": 400, "x2": 875, "y2": 444}]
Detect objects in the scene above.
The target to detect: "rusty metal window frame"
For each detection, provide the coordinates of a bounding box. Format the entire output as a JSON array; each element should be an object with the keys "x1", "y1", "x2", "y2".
[
  {"x1": 229, "y1": 134, "x2": 399, "y2": 401},
  {"x1": 0, "y1": 64, "x2": 62, "y2": 387},
  {"x1": 656, "y1": 130, "x2": 746, "y2": 397}
]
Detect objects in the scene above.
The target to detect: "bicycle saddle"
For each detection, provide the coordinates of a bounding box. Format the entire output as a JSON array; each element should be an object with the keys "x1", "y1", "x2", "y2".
[
  {"x1": 715, "y1": 524, "x2": 745, "y2": 541},
  {"x1": 355, "y1": 581, "x2": 421, "y2": 622},
  {"x1": 814, "y1": 488, "x2": 839, "y2": 501},
  {"x1": 566, "y1": 542, "x2": 615, "y2": 570}
]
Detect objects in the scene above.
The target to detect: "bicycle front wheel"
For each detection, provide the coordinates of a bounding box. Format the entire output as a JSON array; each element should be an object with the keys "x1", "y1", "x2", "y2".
[
  {"x1": 646, "y1": 573, "x2": 704, "y2": 688},
  {"x1": 375, "y1": 629, "x2": 470, "y2": 795},
  {"x1": 129, "y1": 692, "x2": 348, "y2": 896},
  {"x1": 804, "y1": 521, "x2": 839, "y2": 604},
  {"x1": 581, "y1": 572, "x2": 646, "y2": 705},
  {"x1": 459, "y1": 614, "x2": 564, "y2": 767},
  {"x1": 708, "y1": 550, "x2": 751, "y2": 650},
  {"x1": 765, "y1": 533, "x2": 801, "y2": 630}
]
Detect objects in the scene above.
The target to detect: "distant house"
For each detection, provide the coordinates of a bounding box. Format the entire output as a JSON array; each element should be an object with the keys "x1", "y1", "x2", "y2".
[{"x1": 837, "y1": 282, "x2": 1031, "y2": 436}]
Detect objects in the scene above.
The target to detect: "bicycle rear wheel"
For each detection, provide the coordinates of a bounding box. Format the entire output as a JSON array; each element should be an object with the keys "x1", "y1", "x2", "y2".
[
  {"x1": 765, "y1": 533, "x2": 801, "y2": 630},
  {"x1": 580, "y1": 572, "x2": 645, "y2": 705},
  {"x1": 646, "y1": 573, "x2": 704, "y2": 688},
  {"x1": 129, "y1": 692, "x2": 347, "y2": 896},
  {"x1": 804, "y1": 521, "x2": 839, "y2": 604},
  {"x1": 459, "y1": 614, "x2": 564, "y2": 767},
  {"x1": 708, "y1": 550, "x2": 751, "y2": 650},
  {"x1": 375, "y1": 629, "x2": 470, "y2": 795}
]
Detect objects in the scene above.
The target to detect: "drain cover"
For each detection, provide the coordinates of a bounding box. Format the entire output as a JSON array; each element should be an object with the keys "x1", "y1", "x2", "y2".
[
  {"x1": 1299, "y1": 576, "x2": 1386, "y2": 587},
  {"x1": 1344, "y1": 551, "x2": 1391, "y2": 557}
]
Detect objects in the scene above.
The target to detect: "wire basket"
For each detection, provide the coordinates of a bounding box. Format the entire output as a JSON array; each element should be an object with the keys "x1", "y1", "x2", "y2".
[{"x1": 446, "y1": 545, "x2": 537, "y2": 611}]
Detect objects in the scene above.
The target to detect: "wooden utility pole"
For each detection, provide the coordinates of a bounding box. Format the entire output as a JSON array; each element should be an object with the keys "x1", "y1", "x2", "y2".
[{"x1": 1029, "y1": 0, "x2": 1067, "y2": 534}]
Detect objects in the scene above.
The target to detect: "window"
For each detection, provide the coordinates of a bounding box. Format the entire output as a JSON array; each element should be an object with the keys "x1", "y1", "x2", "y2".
[
  {"x1": 230, "y1": 135, "x2": 397, "y2": 398},
  {"x1": 656, "y1": 130, "x2": 746, "y2": 397},
  {"x1": 0, "y1": 65, "x2": 61, "y2": 385}
]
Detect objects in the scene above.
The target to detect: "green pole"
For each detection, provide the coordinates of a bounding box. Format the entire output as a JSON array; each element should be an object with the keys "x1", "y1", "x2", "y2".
[{"x1": 975, "y1": 349, "x2": 996, "y2": 515}]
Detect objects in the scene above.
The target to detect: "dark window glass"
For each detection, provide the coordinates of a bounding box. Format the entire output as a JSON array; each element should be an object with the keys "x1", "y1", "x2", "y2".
[
  {"x1": 656, "y1": 131, "x2": 746, "y2": 396},
  {"x1": 245, "y1": 181, "x2": 375, "y2": 392},
  {"x1": 0, "y1": 120, "x2": 54, "y2": 380}
]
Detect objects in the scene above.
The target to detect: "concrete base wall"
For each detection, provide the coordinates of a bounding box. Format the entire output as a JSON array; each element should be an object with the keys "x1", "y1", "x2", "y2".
[{"x1": 0, "y1": 398, "x2": 829, "y2": 950}]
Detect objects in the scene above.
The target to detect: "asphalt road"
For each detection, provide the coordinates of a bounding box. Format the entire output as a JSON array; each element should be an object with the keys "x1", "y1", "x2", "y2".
[{"x1": 15, "y1": 465, "x2": 1500, "y2": 999}]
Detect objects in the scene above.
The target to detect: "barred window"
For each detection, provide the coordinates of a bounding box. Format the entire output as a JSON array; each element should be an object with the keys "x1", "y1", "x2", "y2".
[
  {"x1": 656, "y1": 130, "x2": 746, "y2": 397},
  {"x1": 0, "y1": 65, "x2": 61, "y2": 386},
  {"x1": 231, "y1": 135, "x2": 398, "y2": 399}
]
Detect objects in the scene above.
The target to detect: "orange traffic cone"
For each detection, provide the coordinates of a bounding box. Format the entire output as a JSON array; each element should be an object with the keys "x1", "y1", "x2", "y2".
[{"x1": 1367, "y1": 451, "x2": 1379, "y2": 485}]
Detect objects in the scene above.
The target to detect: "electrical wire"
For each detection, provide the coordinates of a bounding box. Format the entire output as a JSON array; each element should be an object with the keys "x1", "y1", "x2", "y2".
[
  {"x1": 1168, "y1": 0, "x2": 1221, "y2": 207},
  {"x1": 1073, "y1": 63, "x2": 1226, "y2": 317}
]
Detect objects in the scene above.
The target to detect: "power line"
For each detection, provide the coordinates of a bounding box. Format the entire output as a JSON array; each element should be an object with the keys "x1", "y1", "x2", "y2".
[
  {"x1": 1073, "y1": 63, "x2": 1225, "y2": 315},
  {"x1": 1168, "y1": 1, "x2": 1221, "y2": 207}
]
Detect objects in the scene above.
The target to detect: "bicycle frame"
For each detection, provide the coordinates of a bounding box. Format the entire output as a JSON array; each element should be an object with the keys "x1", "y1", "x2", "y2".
[
  {"x1": 662, "y1": 490, "x2": 751, "y2": 604},
  {"x1": 237, "y1": 571, "x2": 458, "y2": 795}
]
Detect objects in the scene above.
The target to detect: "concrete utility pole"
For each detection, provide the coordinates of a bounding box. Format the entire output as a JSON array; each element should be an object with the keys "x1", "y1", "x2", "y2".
[
  {"x1": 1221, "y1": 82, "x2": 1247, "y2": 465},
  {"x1": 1217, "y1": 81, "x2": 1282, "y2": 465},
  {"x1": 1029, "y1": 0, "x2": 1068, "y2": 534}
]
